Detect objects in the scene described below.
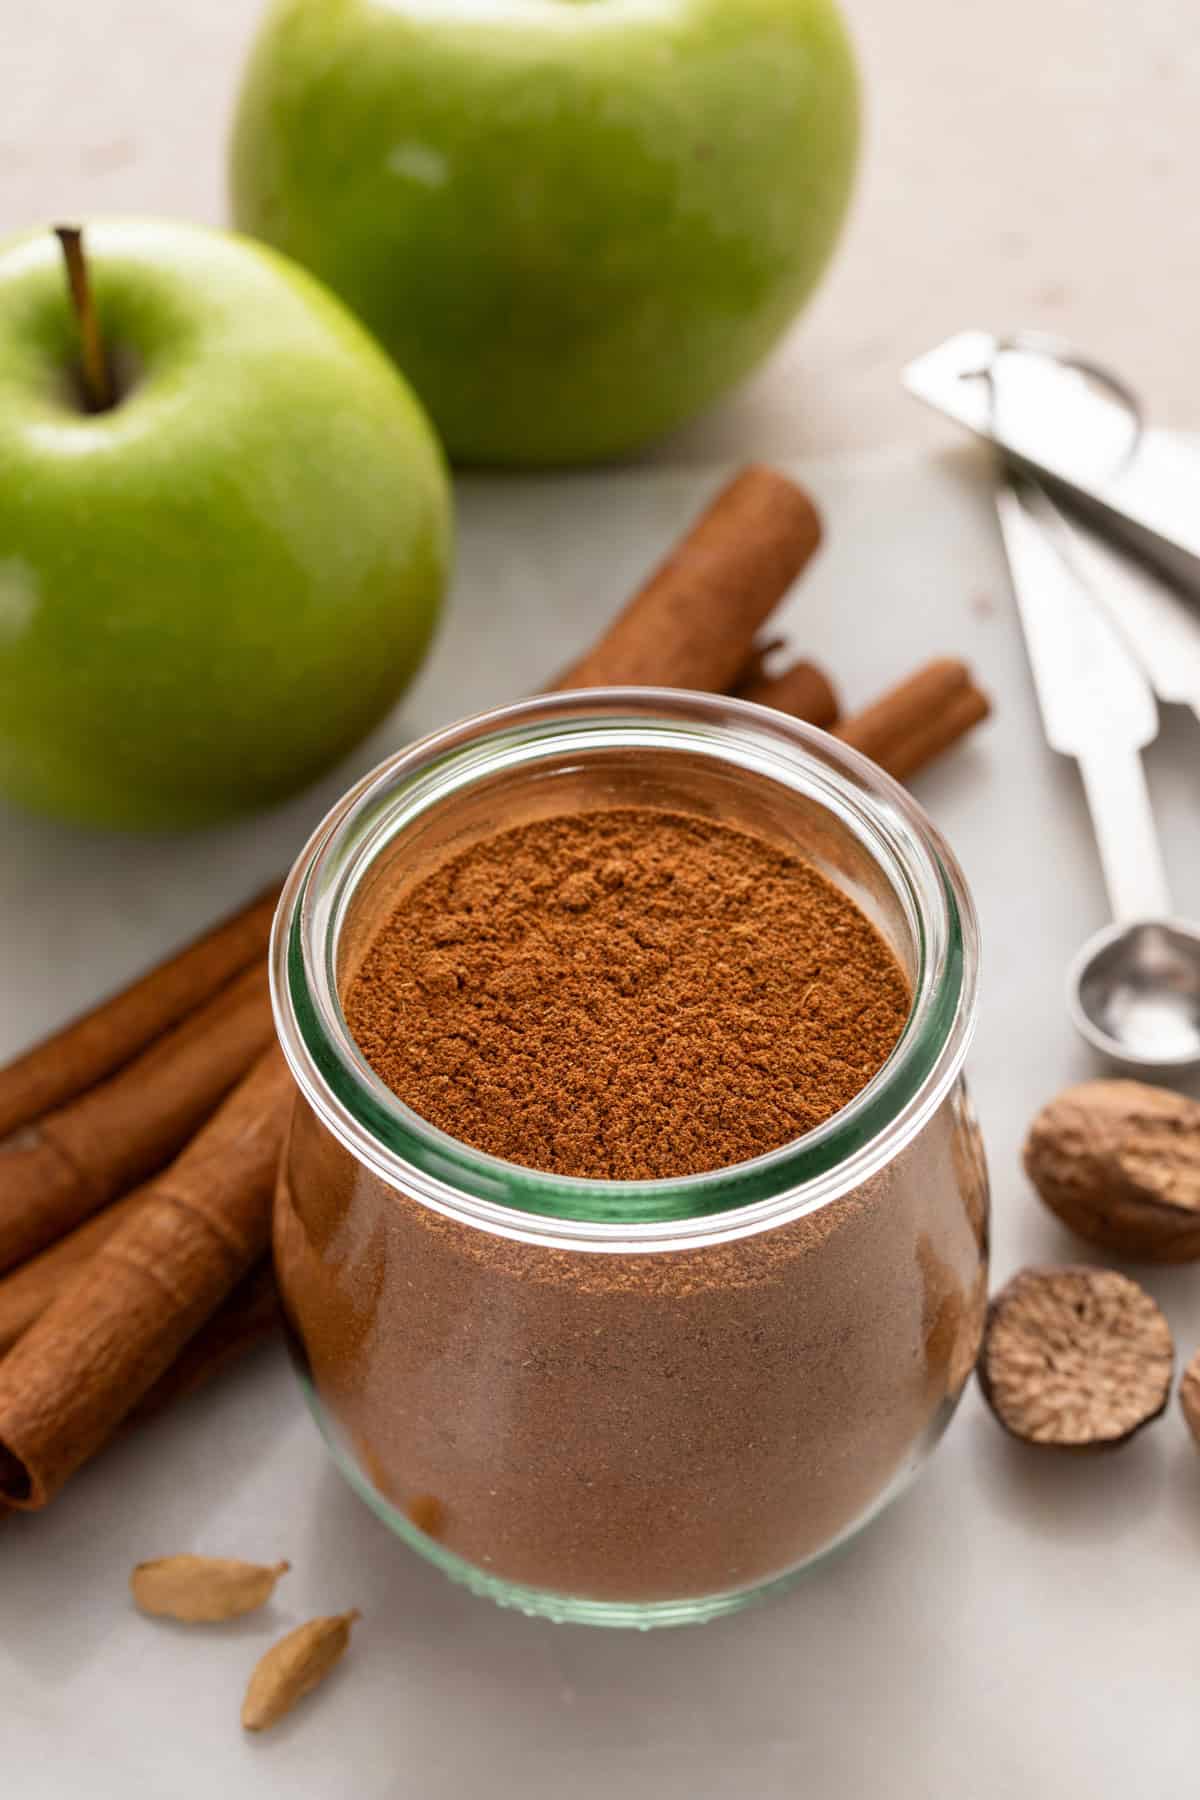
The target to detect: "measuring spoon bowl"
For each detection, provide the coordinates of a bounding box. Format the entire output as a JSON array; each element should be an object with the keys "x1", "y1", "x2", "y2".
[{"x1": 1069, "y1": 919, "x2": 1200, "y2": 1070}]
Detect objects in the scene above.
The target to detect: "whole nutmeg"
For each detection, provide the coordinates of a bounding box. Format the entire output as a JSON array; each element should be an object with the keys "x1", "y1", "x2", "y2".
[
  {"x1": 1024, "y1": 1080, "x2": 1200, "y2": 1263},
  {"x1": 978, "y1": 1265, "x2": 1173, "y2": 1449}
]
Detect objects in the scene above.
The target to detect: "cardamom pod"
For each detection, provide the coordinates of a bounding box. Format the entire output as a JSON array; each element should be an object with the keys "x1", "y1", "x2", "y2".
[
  {"x1": 241, "y1": 1610, "x2": 361, "y2": 1732},
  {"x1": 131, "y1": 1554, "x2": 290, "y2": 1622}
]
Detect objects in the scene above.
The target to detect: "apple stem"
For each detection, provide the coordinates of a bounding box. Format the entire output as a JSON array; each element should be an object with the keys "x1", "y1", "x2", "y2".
[{"x1": 54, "y1": 224, "x2": 114, "y2": 412}]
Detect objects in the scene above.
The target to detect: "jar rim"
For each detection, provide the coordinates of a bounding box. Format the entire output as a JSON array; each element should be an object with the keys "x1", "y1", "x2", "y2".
[{"x1": 270, "y1": 688, "x2": 980, "y2": 1251}]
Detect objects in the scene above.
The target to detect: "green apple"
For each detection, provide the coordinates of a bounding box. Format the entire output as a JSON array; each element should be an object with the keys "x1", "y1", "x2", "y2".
[
  {"x1": 0, "y1": 218, "x2": 451, "y2": 831},
  {"x1": 229, "y1": 0, "x2": 858, "y2": 465}
]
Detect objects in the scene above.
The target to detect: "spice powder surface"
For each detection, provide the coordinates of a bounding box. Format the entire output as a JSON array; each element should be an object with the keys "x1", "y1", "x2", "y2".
[{"x1": 343, "y1": 808, "x2": 910, "y2": 1180}]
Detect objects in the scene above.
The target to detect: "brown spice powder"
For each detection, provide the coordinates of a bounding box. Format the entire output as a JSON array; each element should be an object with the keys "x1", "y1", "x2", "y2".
[
  {"x1": 343, "y1": 809, "x2": 910, "y2": 1180},
  {"x1": 275, "y1": 1087, "x2": 987, "y2": 1603}
]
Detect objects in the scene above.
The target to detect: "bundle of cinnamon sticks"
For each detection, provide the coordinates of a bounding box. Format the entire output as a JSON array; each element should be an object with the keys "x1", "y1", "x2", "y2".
[
  {"x1": 0, "y1": 895, "x2": 292, "y2": 1515},
  {"x1": 0, "y1": 463, "x2": 990, "y2": 1517}
]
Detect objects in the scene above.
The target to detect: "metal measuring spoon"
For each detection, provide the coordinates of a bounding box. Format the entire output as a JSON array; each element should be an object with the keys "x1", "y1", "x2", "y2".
[
  {"x1": 905, "y1": 330, "x2": 1200, "y2": 596},
  {"x1": 996, "y1": 477, "x2": 1200, "y2": 1069},
  {"x1": 1069, "y1": 919, "x2": 1200, "y2": 1068}
]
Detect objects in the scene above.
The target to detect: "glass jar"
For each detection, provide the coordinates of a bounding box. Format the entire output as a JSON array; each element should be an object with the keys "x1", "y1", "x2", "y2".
[{"x1": 270, "y1": 688, "x2": 987, "y2": 1628}]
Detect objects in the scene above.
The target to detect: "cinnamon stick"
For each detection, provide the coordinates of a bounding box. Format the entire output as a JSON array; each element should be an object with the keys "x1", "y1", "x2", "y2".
[
  {"x1": 0, "y1": 882, "x2": 280, "y2": 1140},
  {"x1": 0, "y1": 959, "x2": 275, "y2": 1276},
  {"x1": 738, "y1": 659, "x2": 840, "y2": 729},
  {"x1": 751, "y1": 655, "x2": 990, "y2": 781},
  {"x1": 122, "y1": 1262, "x2": 280, "y2": 1431},
  {"x1": 549, "y1": 465, "x2": 822, "y2": 692},
  {"x1": 0, "y1": 1048, "x2": 292, "y2": 1508},
  {"x1": 0, "y1": 1182, "x2": 152, "y2": 1356},
  {"x1": 863, "y1": 682, "x2": 991, "y2": 781},
  {"x1": 0, "y1": 1265, "x2": 280, "y2": 1520},
  {"x1": 834, "y1": 659, "x2": 975, "y2": 767}
]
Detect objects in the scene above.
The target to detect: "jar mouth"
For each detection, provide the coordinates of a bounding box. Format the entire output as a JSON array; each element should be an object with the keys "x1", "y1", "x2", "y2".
[{"x1": 270, "y1": 688, "x2": 980, "y2": 1249}]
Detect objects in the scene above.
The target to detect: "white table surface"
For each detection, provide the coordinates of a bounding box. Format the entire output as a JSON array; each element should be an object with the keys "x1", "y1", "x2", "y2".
[{"x1": 4, "y1": 451, "x2": 1200, "y2": 1798}]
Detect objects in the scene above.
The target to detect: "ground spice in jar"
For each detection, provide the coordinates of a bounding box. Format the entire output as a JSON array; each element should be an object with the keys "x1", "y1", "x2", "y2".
[
  {"x1": 343, "y1": 808, "x2": 910, "y2": 1177},
  {"x1": 275, "y1": 804, "x2": 986, "y2": 1609}
]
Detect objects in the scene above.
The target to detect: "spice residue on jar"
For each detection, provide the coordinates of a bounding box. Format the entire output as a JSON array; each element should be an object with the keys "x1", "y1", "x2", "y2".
[{"x1": 343, "y1": 808, "x2": 911, "y2": 1178}]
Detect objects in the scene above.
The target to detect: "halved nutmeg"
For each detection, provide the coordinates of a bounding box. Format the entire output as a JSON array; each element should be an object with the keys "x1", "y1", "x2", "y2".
[
  {"x1": 1024, "y1": 1080, "x2": 1200, "y2": 1263},
  {"x1": 977, "y1": 1265, "x2": 1173, "y2": 1449}
]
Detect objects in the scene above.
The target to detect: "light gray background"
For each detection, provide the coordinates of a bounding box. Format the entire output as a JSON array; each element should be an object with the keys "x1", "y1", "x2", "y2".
[
  {"x1": 4, "y1": 3, "x2": 1200, "y2": 1792},
  {"x1": 4, "y1": 453, "x2": 1200, "y2": 1796}
]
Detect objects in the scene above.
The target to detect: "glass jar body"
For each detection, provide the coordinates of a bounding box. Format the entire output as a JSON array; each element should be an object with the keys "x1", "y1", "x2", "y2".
[
  {"x1": 271, "y1": 689, "x2": 987, "y2": 1627},
  {"x1": 276, "y1": 1079, "x2": 987, "y2": 1626}
]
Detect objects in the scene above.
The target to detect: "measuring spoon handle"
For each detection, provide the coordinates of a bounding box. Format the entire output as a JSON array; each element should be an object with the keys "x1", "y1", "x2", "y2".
[{"x1": 1077, "y1": 743, "x2": 1172, "y2": 924}]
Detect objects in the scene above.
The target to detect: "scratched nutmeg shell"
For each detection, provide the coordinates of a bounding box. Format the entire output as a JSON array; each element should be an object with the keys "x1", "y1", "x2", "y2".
[{"x1": 1024, "y1": 1080, "x2": 1200, "y2": 1263}]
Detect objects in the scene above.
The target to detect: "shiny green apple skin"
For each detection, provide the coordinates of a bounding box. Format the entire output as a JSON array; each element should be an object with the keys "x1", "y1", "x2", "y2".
[
  {"x1": 230, "y1": 0, "x2": 858, "y2": 465},
  {"x1": 0, "y1": 218, "x2": 451, "y2": 832}
]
